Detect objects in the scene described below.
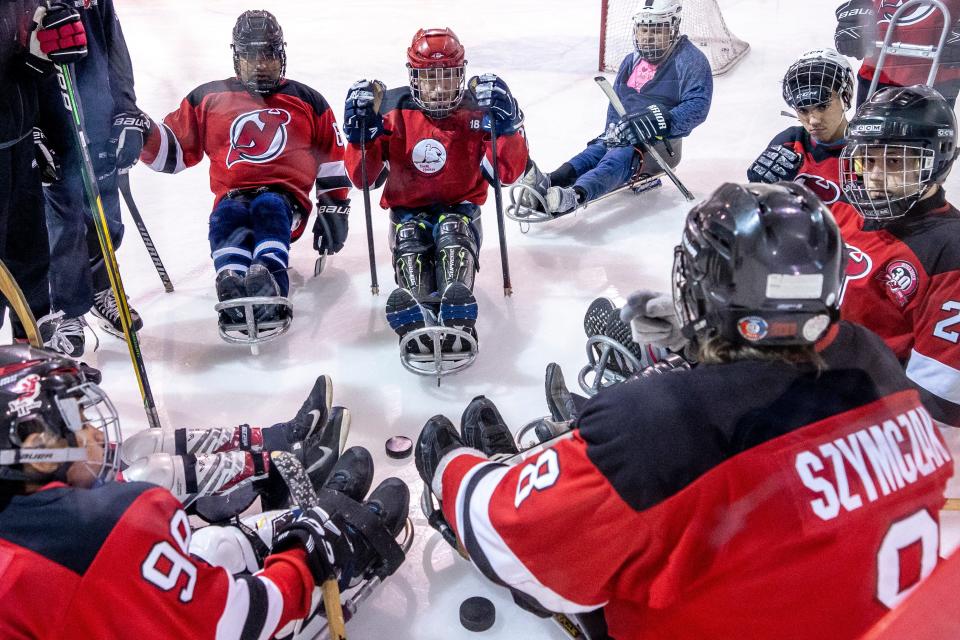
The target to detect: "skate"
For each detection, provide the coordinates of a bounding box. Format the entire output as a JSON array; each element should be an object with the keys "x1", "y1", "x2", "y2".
[
  {"x1": 507, "y1": 160, "x2": 555, "y2": 225},
  {"x1": 545, "y1": 186, "x2": 582, "y2": 217},
  {"x1": 90, "y1": 287, "x2": 143, "y2": 338},
  {"x1": 244, "y1": 263, "x2": 283, "y2": 323},
  {"x1": 37, "y1": 311, "x2": 92, "y2": 357},
  {"x1": 385, "y1": 287, "x2": 434, "y2": 355},
  {"x1": 215, "y1": 262, "x2": 293, "y2": 353},
  {"x1": 321, "y1": 445, "x2": 374, "y2": 502},
  {"x1": 460, "y1": 395, "x2": 519, "y2": 461},
  {"x1": 545, "y1": 362, "x2": 586, "y2": 423}
]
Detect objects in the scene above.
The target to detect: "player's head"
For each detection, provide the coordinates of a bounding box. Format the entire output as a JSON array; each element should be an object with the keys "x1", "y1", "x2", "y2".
[
  {"x1": 672, "y1": 182, "x2": 844, "y2": 363},
  {"x1": 783, "y1": 48, "x2": 853, "y2": 144},
  {"x1": 232, "y1": 10, "x2": 286, "y2": 95},
  {"x1": 632, "y1": 0, "x2": 683, "y2": 63},
  {"x1": 840, "y1": 84, "x2": 959, "y2": 222},
  {"x1": 0, "y1": 345, "x2": 120, "y2": 493},
  {"x1": 407, "y1": 28, "x2": 467, "y2": 119}
]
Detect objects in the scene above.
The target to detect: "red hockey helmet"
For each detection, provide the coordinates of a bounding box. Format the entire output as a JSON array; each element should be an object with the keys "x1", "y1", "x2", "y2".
[{"x1": 406, "y1": 28, "x2": 467, "y2": 119}]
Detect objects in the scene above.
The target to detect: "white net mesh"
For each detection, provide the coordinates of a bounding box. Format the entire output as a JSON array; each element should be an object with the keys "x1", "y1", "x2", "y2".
[{"x1": 600, "y1": 0, "x2": 750, "y2": 76}]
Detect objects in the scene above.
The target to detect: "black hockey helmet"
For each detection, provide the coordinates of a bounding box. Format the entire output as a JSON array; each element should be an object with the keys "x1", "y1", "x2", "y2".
[
  {"x1": 840, "y1": 84, "x2": 959, "y2": 222},
  {"x1": 232, "y1": 10, "x2": 286, "y2": 95},
  {"x1": 782, "y1": 48, "x2": 854, "y2": 110},
  {"x1": 672, "y1": 182, "x2": 844, "y2": 347},
  {"x1": 0, "y1": 345, "x2": 120, "y2": 484}
]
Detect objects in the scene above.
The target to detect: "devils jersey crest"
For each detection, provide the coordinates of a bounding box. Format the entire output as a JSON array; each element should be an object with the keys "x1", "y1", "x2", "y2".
[
  {"x1": 226, "y1": 108, "x2": 292, "y2": 169},
  {"x1": 879, "y1": 0, "x2": 938, "y2": 24}
]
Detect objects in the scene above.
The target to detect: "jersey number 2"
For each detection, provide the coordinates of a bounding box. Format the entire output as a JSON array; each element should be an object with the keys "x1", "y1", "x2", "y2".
[
  {"x1": 876, "y1": 509, "x2": 939, "y2": 609},
  {"x1": 141, "y1": 510, "x2": 197, "y2": 603},
  {"x1": 933, "y1": 301, "x2": 960, "y2": 343}
]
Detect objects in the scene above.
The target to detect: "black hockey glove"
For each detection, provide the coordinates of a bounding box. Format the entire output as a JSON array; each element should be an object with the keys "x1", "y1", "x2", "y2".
[
  {"x1": 834, "y1": 0, "x2": 876, "y2": 59},
  {"x1": 313, "y1": 201, "x2": 350, "y2": 255},
  {"x1": 32, "y1": 127, "x2": 61, "y2": 186},
  {"x1": 343, "y1": 79, "x2": 387, "y2": 145},
  {"x1": 469, "y1": 74, "x2": 523, "y2": 135},
  {"x1": 273, "y1": 506, "x2": 355, "y2": 586},
  {"x1": 25, "y1": 3, "x2": 87, "y2": 74},
  {"x1": 609, "y1": 104, "x2": 670, "y2": 147},
  {"x1": 747, "y1": 145, "x2": 802, "y2": 184},
  {"x1": 109, "y1": 111, "x2": 152, "y2": 172}
]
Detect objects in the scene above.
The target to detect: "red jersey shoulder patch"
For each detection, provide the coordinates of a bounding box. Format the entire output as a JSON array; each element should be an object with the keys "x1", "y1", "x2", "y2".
[
  {"x1": 226, "y1": 108, "x2": 292, "y2": 169},
  {"x1": 878, "y1": 259, "x2": 920, "y2": 308}
]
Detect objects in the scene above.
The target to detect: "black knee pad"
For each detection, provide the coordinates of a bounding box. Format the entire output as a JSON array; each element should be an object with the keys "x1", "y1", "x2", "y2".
[
  {"x1": 392, "y1": 220, "x2": 436, "y2": 299},
  {"x1": 435, "y1": 215, "x2": 479, "y2": 292}
]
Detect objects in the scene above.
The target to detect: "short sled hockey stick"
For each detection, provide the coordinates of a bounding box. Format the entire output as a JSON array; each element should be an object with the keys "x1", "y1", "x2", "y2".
[
  {"x1": 270, "y1": 451, "x2": 348, "y2": 640},
  {"x1": 118, "y1": 172, "x2": 174, "y2": 293},
  {"x1": 359, "y1": 121, "x2": 379, "y2": 296},
  {"x1": 0, "y1": 259, "x2": 41, "y2": 347},
  {"x1": 594, "y1": 76, "x2": 695, "y2": 202},
  {"x1": 55, "y1": 62, "x2": 162, "y2": 430}
]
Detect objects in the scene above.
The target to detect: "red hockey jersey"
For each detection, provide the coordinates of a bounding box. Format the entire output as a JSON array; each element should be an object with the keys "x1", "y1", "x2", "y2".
[
  {"x1": 343, "y1": 87, "x2": 528, "y2": 210},
  {"x1": 860, "y1": 0, "x2": 960, "y2": 87},
  {"x1": 0, "y1": 481, "x2": 314, "y2": 639},
  {"x1": 141, "y1": 78, "x2": 350, "y2": 239},
  {"x1": 436, "y1": 322, "x2": 952, "y2": 640}
]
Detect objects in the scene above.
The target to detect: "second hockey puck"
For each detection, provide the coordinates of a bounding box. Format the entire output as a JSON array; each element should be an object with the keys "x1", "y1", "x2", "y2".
[
  {"x1": 385, "y1": 435, "x2": 413, "y2": 459},
  {"x1": 459, "y1": 596, "x2": 495, "y2": 632}
]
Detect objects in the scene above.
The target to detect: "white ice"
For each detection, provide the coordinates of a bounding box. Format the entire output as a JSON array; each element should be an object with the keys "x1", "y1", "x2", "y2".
[{"x1": 9, "y1": 0, "x2": 960, "y2": 637}]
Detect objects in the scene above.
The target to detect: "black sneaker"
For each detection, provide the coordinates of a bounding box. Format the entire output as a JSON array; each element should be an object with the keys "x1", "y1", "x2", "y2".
[
  {"x1": 460, "y1": 395, "x2": 518, "y2": 459},
  {"x1": 322, "y1": 446, "x2": 374, "y2": 502},
  {"x1": 243, "y1": 263, "x2": 283, "y2": 323},
  {"x1": 91, "y1": 288, "x2": 143, "y2": 338},
  {"x1": 545, "y1": 362, "x2": 585, "y2": 423},
  {"x1": 216, "y1": 269, "x2": 246, "y2": 325},
  {"x1": 438, "y1": 282, "x2": 478, "y2": 353},
  {"x1": 386, "y1": 287, "x2": 434, "y2": 355}
]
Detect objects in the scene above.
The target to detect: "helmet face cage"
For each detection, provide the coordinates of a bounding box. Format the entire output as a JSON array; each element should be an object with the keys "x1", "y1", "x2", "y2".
[
  {"x1": 232, "y1": 11, "x2": 286, "y2": 95},
  {"x1": 632, "y1": 13, "x2": 681, "y2": 62},
  {"x1": 840, "y1": 143, "x2": 935, "y2": 221},
  {"x1": 408, "y1": 64, "x2": 466, "y2": 119},
  {"x1": 783, "y1": 58, "x2": 853, "y2": 110}
]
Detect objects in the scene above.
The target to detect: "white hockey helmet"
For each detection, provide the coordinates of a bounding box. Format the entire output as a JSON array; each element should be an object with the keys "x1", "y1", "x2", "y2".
[
  {"x1": 632, "y1": 0, "x2": 684, "y2": 62},
  {"x1": 783, "y1": 48, "x2": 854, "y2": 110}
]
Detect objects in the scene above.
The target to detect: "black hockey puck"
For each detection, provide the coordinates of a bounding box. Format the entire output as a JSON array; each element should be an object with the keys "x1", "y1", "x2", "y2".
[
  {"x1": 385, "y1": 435, "x2": 413, "y2": 459},
  {"x1": 459, "y1": 596, "x2": 495, "y2": 632}
]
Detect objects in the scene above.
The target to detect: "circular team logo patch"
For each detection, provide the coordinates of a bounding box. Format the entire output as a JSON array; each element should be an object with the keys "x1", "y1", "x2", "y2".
[
  {"x1": 412, "y1": 139, "x2": 447, "y2": 174},
  {"x1": 881, "y1": 260, "x2": 919, "y2": 308},
  {"x1": 737, "y1": 316, "x2": 769, "y2": 342}
]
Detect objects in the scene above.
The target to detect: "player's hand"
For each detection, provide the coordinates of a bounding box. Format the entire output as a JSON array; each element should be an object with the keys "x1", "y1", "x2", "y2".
[
  {"x1": 747, "y1": 145, "x2": 802, "y2": 184},
  {"x1": 609, "y1": 104, "x2": 670, "y2": 147},
  {"x1": 29, "y1": 3, "x2": 87, "y2": 68},
  {"x1": 469, "y1": 73, "x2": 523, "y2": 135},
  {"x1": 621, "y1": 290, "x2": 687, "y2": 352},
  {"x1": 313, "y1": 201, "x2": 350, "y2": 255},
  {"x1": 273, "y1": 506, "x2": 354, "y2": 585},
  {"x1": 32, "y1": 127, "x2": 61, "y2": 186},
  {"x1": 343, "y1": 79, "x2": 386, "y2": 144},
  {"x1": 835, "y1": 0, "x2": 876, "y2": 59},
  {"x1": 109, "y1": 111, "x2": 152, "y2": 172}
]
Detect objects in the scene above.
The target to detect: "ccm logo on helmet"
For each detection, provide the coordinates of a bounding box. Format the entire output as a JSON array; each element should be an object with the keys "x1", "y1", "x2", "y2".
[
  {"x1": 227, "y1": 108, "x2": 292, "y2": 168},
  {"x1": 852, "y1": 124, "x2": 884, "y2": 134}
]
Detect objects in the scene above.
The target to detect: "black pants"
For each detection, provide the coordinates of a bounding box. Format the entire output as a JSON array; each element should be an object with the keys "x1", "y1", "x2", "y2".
[
  {"x1": 0, "y1": 133, "x2": 51, "y2": 335},
  {"x1": 856, "y1": 74, "x2": 960, "y2": 108}
]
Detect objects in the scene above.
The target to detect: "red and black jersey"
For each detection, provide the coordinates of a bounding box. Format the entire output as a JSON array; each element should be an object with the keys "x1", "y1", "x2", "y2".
[
  {"x1": 0, "y1": 481, "x2": 314, "y2": 639},
  {"x1": 860, "y1": 0, "x2": 960, "y2": 87},
  {"x1": 141, "y1": 77, "x2": 350, "y2": 240},
  {"x1": 435, "y1": 322, "x2": 952, "y2": 640},
  {"x1": 835, "y1": 189, "x2": 960, "y2": 424},
  {"x1": 343, "y1": 87, "x2": 528, "y2": 211}
]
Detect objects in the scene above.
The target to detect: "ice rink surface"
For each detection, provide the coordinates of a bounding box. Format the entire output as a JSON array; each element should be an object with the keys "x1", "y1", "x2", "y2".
[{"x1": 10, "y1": 0, "x2": 960, "y2": 637}]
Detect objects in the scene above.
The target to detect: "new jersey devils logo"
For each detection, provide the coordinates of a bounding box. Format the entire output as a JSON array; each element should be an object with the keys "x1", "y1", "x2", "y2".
[
  {"x1": 796, "y1": 173, "x2": 841, "y2": 205},
  {"x1": 227, "y1": 108, "x2": 292, "y2": 169},
  {"x1": 839, "y1": 243, "x2": 873, "y2": 305},
  {"x1": 412, "y1": 138, "x2": 447, "y2": 175},
  {"x1": 7, "y1": 374, "x2": 42, "y2": 418},
  {"x1": 880, "y1": 0, "x2": 937, "y2": 25}
]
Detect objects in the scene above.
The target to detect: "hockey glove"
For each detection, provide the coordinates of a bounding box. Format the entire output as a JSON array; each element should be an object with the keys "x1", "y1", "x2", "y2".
[
  {"x1": 469, "y1": 73, "x2": 523, "y2": 135},
  {"x1": 109, "y1": 111, "x2": 152, "y2": 172},
  {"x1": 27, "y1": 3, "x2": 87, "y2": 73},
  {"x1": 621, "y1": 289, "x2": 688, "y2": 352},
  {"x1": 343, "y1": 79, "x2": 387, "y2": 144},
  {"x1": 747, "y1": 145, "x2": 802, "y2": 184},
  {"x1": 834, "y1": 0, "x2": 876, "y2": 59},
  {"x1": 313, "y1": 201, "x2": 350, "y2": 255},
  {"x1": 32, "y1": 127, "x2": 61, "y2": 186},
  {"x1": 273, "y1": 506, "x2": 355, "y2": 587},
  {"x1": 609, "y1": 105, "x2": 670, "y2": 147},
  {"x1": 942, "y1": 23, "x2": 960, "y2": 64}
]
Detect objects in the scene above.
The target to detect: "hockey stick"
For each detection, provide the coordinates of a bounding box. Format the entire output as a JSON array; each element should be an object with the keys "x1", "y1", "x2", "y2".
[
  {"x1": 270, "y1": 451, "x2": 348, "y2": 640},
  {"x1": 359, "y1": 120, "x2": 379, "y2": 296},
  {"x1": 118, "y1": 172, "x2": 174, "y2": 293},
  {"x1": 0, "y1": 259, "x2": 41, "y2": 347},
  {"x1": 55, "y1": 63, "x2": 162, "y2": 430},
  {"x1": 594, "y1": 76, "x2": 695, "y2": 202}
]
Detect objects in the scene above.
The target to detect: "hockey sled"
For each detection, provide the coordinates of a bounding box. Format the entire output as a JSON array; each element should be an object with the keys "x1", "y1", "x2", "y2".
[
  {"x1": 399, "y1": 326, "x2": 478, "y2": 385},
  {"x1": 506, "y1": 173, "x2": 665, "y2": 232},
  {"x1": 578, "y1": 334, "x2": 644, "y2": 396},
  {"x1": 215, "y1": 295, "x2": 293, "y2": 355}
]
